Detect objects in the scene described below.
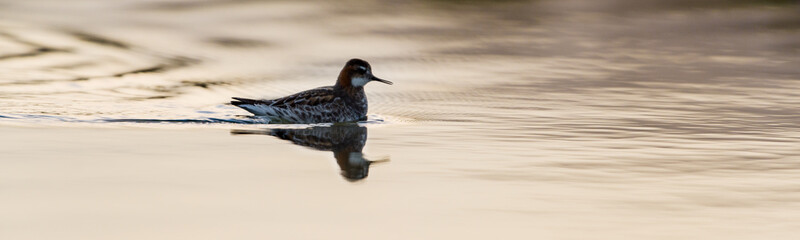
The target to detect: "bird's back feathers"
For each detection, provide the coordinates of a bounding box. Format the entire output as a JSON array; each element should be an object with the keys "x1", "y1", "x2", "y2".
[{"x1": 230, "y1": 86, "x2": 365, "y2": 123}]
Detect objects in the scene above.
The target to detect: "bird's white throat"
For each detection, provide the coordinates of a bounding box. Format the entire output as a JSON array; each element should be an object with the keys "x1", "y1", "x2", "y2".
[{"x1": 351, "y1": 76, "x2": 369, "y2": 87}]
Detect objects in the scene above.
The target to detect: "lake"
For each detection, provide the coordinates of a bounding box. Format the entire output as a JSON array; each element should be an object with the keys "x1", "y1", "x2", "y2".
[{"x1": 1, "y1": 0, "x2": 799, "y2": 239}]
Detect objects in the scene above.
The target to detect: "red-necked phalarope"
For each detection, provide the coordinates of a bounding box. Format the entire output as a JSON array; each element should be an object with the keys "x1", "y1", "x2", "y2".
[{"x1": 231, "y1": 58, "x2": 392, "y2": 123}]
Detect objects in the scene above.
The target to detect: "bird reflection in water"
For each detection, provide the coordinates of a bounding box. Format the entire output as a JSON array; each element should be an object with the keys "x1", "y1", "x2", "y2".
[{"x1": 231, "y1": 124, "x2": 388, "y2": 181}]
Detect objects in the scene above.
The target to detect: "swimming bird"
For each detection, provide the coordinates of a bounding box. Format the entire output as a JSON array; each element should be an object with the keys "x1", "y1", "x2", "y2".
[{"x1": 231, "y1": 58, "x2": 392, "y2": 123}]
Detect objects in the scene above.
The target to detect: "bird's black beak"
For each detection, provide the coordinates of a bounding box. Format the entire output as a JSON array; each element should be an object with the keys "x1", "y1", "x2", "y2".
[{"x1": 370, "y1": 75, "x2": 393, "y2": 85}]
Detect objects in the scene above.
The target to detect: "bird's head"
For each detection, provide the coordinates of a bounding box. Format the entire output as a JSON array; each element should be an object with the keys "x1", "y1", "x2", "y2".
[{"x1": 337, "y1": 58, "x2": 392, "y2": 88}]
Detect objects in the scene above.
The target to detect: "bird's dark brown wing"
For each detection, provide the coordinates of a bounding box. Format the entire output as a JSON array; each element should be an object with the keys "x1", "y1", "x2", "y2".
[
  {"x1": 268, "y1": 86, "x2": 338, "y2": 108},
  {"x1": 231, "y1": 86, "x2": 337, "y2": 108}
]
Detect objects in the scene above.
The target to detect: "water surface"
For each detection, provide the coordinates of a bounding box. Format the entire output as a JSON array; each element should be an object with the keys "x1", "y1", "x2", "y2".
[{"x1": 1, "y1": 0, "x2": 800, "y2": 239}]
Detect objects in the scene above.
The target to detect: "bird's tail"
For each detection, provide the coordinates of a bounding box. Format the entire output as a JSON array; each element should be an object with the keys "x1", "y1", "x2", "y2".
[
  {"x1": 231, "y1": 97, "x2": 260, "y2": 106},
  {"x1": 231, "y1": 97, "x2": 278, "y2": 116}
]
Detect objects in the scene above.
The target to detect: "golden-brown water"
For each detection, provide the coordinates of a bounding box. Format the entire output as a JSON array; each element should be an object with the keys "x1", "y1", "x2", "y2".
[{"x1": 2, "y1": 0, "x2": 800, "y2": 239}]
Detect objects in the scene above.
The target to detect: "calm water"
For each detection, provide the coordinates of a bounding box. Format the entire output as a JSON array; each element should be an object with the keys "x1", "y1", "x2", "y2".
[{"x1": 2, "y1": 0, "x2": 800, "y2": 239}]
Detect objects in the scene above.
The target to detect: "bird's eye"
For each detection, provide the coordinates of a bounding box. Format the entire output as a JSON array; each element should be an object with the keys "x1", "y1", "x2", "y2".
[{"x1": 356, "y1": 66, "x2": 367, "y2": 73}]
